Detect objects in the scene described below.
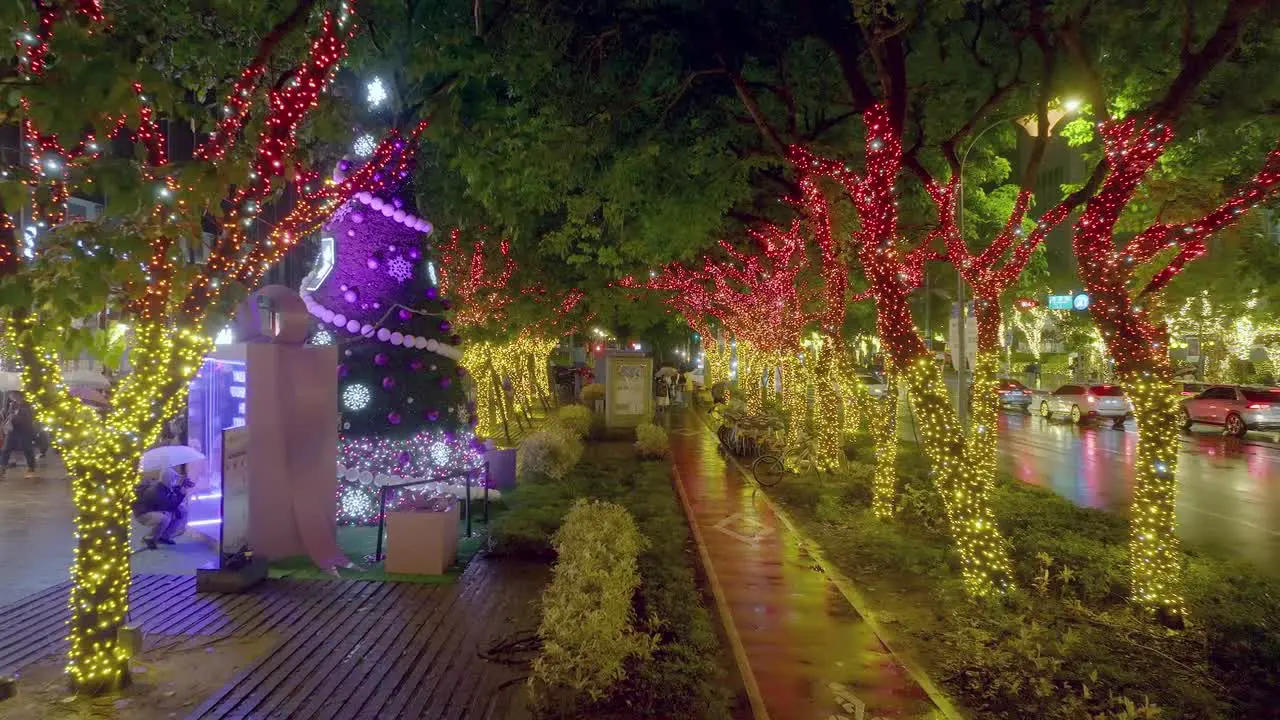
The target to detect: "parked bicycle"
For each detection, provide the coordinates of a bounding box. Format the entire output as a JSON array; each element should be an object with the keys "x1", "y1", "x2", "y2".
[{"x1": 711, "y1": 405, "x2": 787, "y2": 488}]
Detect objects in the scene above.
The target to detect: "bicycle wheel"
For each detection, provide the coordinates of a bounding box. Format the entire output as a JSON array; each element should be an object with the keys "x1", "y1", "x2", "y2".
[{"x1": 751, "y1": 454, "x2": 785, "y2": 488}]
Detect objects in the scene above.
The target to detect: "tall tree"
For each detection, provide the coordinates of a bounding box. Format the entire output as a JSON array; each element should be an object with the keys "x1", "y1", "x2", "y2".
[
  {"x1": 0, "y1": 0, "x2": 404, "y2": 692},
  {"x1": 1047, "y1": 0, "x2": 1280, "y2": 623}
]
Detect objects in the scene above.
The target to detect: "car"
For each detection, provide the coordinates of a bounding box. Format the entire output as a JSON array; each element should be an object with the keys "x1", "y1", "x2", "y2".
[
  {"x1": 1173, "y1": 381, "x2": 1210, "y2": 398},
  {"x1": 968, "y1": 378, "x2": 1034, "y2": 411},
  {"x1": 1182, "y1": 385, "x2": 1280, "y2": 438},
  {"x1": 1039, "y1": 384, "x2": 1133, "y2": 426},
  {"x1": 858, "y1": 373, "x2": 888, "y2": 398},
  {"x1": 993, "y1": 378, "x2": 1034, "y2": 411}
]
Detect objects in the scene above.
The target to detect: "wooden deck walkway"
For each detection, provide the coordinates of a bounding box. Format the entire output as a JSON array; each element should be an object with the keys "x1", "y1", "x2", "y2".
[{"x1": 0, "y1": 557, "x2": 545, "y2": 719}]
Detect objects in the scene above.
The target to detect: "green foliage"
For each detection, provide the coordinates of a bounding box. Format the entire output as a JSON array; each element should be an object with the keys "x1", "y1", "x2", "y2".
[
  {"x1": 491, "y1": 446, "x2": 732, "y2": 719},
  {"x1": 517, "y1": 426, "x2": 584, "y2": 481},
  {"x1": 554, "y1": 405, "x2": 592, "y2": 438},
  {"x1": 531, "y1": 499, "x2": 656, "y2": 711},
  {"x1": 634, "y1": 422, "x2": 670, "y2": 459}
]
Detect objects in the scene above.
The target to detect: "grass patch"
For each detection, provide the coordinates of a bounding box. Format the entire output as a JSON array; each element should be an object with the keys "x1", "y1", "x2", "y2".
[
  {"x1": 492, "y1": 442, "x2": 733, "y2": 720},
  {"x1": 763, "y1": 437, "x2": 1280, "y2": 720},
  {"x1": 268, "y1": 506, "x2": 501, "y2": 582}
]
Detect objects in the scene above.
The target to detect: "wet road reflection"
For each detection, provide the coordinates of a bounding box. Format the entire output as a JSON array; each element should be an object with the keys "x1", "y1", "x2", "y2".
[{"x1": 903, "y1": 407, "x2": 1280, "y2": 574}]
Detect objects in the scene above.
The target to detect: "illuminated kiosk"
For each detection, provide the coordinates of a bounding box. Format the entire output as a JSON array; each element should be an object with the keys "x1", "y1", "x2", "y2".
[
  {"x1": 195, "y1": 285, "x2": 345, "y2": 591},
  {"x1": 601, "y1": 350, "x2": 654, "y2": 431}
]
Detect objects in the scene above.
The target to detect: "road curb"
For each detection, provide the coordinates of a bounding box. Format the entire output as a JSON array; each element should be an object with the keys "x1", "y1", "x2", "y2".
[
  {"x1": 694, "y1": 410, "x2": 966, "y2": 720},
  {"x1": 669, "y1": 463, "x2": 771, "y2": 720}
]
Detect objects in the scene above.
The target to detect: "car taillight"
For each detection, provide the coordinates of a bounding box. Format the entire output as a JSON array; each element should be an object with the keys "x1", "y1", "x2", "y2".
[{"x1": 1086, "y1": 394, "x2": 1095, "y2": 403}]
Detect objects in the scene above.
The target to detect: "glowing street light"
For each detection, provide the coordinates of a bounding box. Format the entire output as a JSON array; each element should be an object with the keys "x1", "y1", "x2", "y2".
[{"x1": 366, "y1": 78, "x2": 388, "y2": 109}]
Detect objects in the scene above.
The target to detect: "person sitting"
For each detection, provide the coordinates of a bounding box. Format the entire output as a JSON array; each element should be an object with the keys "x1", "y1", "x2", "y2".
[{"x1": 132, "y1": 466, "x2": 191, "y2": 550}]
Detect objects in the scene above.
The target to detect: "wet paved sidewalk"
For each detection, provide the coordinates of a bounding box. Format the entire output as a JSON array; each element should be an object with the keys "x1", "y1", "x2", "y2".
[
  {"x1": 665, "y1": 408, "x2": 945, "y2": 720},
  {"x1": 0, "y1": 458, "x2": 214, "y2": 606}
]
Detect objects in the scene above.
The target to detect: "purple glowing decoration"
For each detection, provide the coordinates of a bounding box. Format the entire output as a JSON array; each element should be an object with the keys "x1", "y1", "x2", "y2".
[
  {"x1": 351, "y1": 212, "x2": 364, "y2": 223},
  {"x1": 398, "y1": 308, "x2": 412, "y2": 321},
  {"x1": 425, "y1": 287, "x2": 438, "y2": 300},
  {"x1": 338, "y1": 364, "x2": 348, "y2": 378},
  {"x1": 410, "y1": 359, "x2": 424, "y2": 371},
  {"x1": 374, "y1": 352, "x2": 389, "y2": 366},
  {"x1": 343, "y1": 289, "x2": 359, "y2": 303},
  {"x1": 339, "y1": 160, "x2": 351, "y2": 172},
  {"x1": 382, "y1": 376, "x2": 396, "y2": 390},
  {"x1": 439, "y1": 377, "x2": 452, "y2": 389},
  {"x1": 427, "y1": 410, "x2": 440, "y2": 421},
  {"x1": 396, "y1": 450, "x2": 412, "y2": 465},
  {"x1": 366, "y1": 257, "x2": 379, "y2": 269},
  {"x1": 408, "y1": 247, "x2": 422, "y2": 261},
  {"x1": 387, "y1": 412, "x2": 401, "y2": 425},
  {"x1": 439, "y1": 320, "x2": 452, "y2": 333}
]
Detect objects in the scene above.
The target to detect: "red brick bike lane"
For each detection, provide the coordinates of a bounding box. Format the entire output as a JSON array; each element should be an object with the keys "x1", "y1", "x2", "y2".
[{"x1": 665, "y1": 408, "x2": 948, "y2": 720}]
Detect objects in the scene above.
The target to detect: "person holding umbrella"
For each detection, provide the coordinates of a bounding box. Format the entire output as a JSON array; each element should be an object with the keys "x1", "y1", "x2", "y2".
[{"x1": 133, "y1": 444, "x2": 203, "y2": 550}]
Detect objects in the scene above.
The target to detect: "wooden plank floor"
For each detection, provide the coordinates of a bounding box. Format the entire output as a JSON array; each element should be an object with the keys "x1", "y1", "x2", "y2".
[{"x1": 0, "y1": 557, "x2": 546, "y2": 719}]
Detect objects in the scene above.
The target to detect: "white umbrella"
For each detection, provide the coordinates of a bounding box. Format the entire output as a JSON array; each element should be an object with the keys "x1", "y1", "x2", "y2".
[
  {"x1": 140, "y1": 445, "x2": 205, "y2": 472},
  {"x1": 0, "y1": 371, "x2": 21, "y2": 392},
  {"x1": 655, "y1": 367, "x2": 679, "y2": 379}
]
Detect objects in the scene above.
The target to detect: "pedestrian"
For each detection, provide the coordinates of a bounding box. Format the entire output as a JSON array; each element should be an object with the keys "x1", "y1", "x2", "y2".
[
  {"x1": 132, "y1": 465, "x2": 191, "y2": 550},
  {"x1": 1, "y1": 391, "x2": 38, "y2": 477}
]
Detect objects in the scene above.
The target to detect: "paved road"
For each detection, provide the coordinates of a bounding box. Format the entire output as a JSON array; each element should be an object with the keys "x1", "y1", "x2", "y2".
[{"x1": 900, "y1": 400, "x2": 1280, "y2": 575}]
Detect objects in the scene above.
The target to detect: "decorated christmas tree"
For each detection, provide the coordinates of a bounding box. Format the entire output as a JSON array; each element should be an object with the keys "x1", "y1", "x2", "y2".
[{"x1": 301, "y1": 143, "x2": 480, "y2": 525}]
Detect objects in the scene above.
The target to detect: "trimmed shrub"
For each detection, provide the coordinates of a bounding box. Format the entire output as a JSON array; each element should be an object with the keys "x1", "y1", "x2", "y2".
[
  {"x1": 517, "y1": 425, "x2": 583, "y2": 481},
  {"x1": 556, "y1": 404, "x2": 592, "y2": 438},
  {"x1": 634, "y1": 422, "x2": 670, "y2": 459},
  {"x1": 531, "y1": 499, "x2": 656, "y2": 711}
]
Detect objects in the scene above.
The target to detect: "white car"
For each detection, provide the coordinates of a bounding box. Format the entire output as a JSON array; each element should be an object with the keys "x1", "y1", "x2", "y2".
[{"x1": 1039, "y1": 384, "x2": 1133, "y2": 426}]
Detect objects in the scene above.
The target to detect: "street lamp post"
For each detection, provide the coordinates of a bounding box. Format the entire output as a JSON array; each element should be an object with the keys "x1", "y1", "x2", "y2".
[
  {"x1": 953, "y1": 100, "x2": 1078, "y2": 427},
  {"x1": 955, "y1": 119, "x2": 1009, "y2": 427}
]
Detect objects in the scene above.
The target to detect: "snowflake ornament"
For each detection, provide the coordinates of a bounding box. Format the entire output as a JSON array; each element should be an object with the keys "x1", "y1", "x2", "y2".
[{"x1": 386, "y1": 255, "x2": 414, "y2": 283}]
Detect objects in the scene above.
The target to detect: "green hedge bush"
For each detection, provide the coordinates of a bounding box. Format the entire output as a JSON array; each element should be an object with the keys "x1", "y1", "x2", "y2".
[
  {"x1": 555, "y1": 404, "x2": 593, "y2": 437},
  {"x1": 492, "y1": 447, "x2": 732, "y2": 719},
  {"x1": 634, "y1": 422, "x2": 670, "y2": 459},
  {"x1": 517, "y1": 425, "x2": 583, "y2": 481},
  {"x1": 530, "y1": 499, "x2": 656, "y2": 711}
]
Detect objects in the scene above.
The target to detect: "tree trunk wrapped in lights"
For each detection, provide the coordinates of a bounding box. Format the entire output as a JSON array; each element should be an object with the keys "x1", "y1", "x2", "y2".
[
  {"x1": 462, "y1": 341, "x2": 506, "y2": 440},
  {"x1": 791, "y1": 107, "x2": 1014, "y2": 597},
  {"x1": 835, "y1": 351, "x2": 870, "y2": 437},
  {"x1": 868, "y1": 365, "x2": 900, "y2": 518},
  {"x1": 438, "y1": 234, "x2": 587, "y2": 441},
  {"x1": 1068, "y1": 113, "x2": 1280, "y2": 619},
  {"x1": 700, "y1": 331, "x2": 731, "y2": 389},
  {"x1": 810, "y1": 339, "x2": 845, "y2": 472},
  {"x1": 0, "y1": 1, "x2": 378, "y2": 692},
  {"x1": 778, "y1": 352, "x2": 808, "y2": 449}
]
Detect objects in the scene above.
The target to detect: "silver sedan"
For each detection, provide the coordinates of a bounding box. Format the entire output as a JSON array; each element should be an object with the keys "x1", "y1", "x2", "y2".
[{"x1": 1039, "y1": 383, "x2": 1133, "y2": 426}]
